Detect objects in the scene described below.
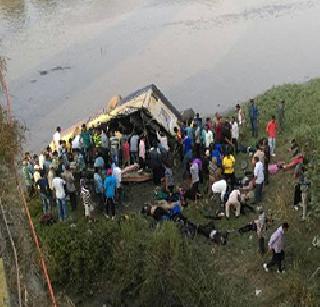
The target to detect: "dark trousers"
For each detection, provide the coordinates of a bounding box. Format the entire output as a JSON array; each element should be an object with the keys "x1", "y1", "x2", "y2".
[
  {"x1": 255, "y1": 183, "x2": 263, "y2": 203},
  {"x1": 224, "y1": 172, "x2": 235, "y2": 190},
  {"x1": 139, "y1": 157, "x2": 145, "y2": 170},
  {"x1": 106, "y1": 198, "x2": 115, "y2": 217},
  {"x1": 69, "y1": 192, "x2": 77, "y2": 211},
  {"x1": 267, "y1": 250, "x2": 285, "y2": 272},
  {"x1": 95, "y1": 192, "x2": 104, "y2": 212},
  {"x1": 250, "y1": 119, "x2": 258, "y2": 137},
  {"x1": 264, "y1": 162, "x2": 269, "y2": 185},
  {"x1": 258, "y1": 237, "x2": 265, "y2": 254},
  {"x1": 294, "y1": 184, "x2": 302, "y2": 205},
  {"x1": 232, "y1": 138, "x2": 238, "y2": 154}
]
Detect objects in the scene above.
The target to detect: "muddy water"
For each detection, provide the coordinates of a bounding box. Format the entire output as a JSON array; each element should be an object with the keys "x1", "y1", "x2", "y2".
[{"x1": 1, "y1": 0, "x2": 320, "y2": 150}]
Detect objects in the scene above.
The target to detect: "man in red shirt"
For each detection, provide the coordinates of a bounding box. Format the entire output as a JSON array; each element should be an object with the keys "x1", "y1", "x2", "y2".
[{"x1": 266, "y1": 115, "x2": 278, "y2": 157}]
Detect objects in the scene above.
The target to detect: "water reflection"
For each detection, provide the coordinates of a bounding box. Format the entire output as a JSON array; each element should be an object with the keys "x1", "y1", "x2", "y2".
[{"x1": 1, "y1": 0, "x2": 320, "y2": 150}]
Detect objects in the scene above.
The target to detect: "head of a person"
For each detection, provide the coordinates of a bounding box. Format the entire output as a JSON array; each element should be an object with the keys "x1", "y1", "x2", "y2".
[
  {"x1": 236, "y1": 103, "x2": 240, "y2": 110},
  {"x1": 282, "y1": 222, "x2": 289, "y2": 232},
  {"x1": 56, "y1": 126, "x2": 61, "y2": 133},
  {"x1": 253, "y1": 156, "x2": 259, "y2": 166},
  {"x1": 281, "y1": 100, "x2": 285, "y2": 104},
  {"x1": 65, "y1": 165, "x2": 70, "y2": 172},
  {"x1": 272, "y1": 115, "x2": 276, "y2": 122},
  {"x1": 231, "y1": 116, "x2": 236, "y2": 123},
  {"x1": 250, "y1": 98, "x2": 254, "y2": 104},
  {"x1": 196, "y1": 112, "x2": 199, "y2": 118}
]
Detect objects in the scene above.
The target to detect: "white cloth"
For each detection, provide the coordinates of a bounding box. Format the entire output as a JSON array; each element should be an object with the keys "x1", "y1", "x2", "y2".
[
  {"x1": 228, "y1": 189, "x2": 240, "y2": 203},
  {"x1": 112, "y1": 163, "x2": 122, "y2": 189},
  {"x1": 33, "y1": 171, "x2": 40, "y2": 184},
  {"x1": 72, "y1": 135, "x2": 80, "y2": 150},
  {"x1": 254, "y1": 161, "x2": 264, "y2": 184},
  {"x1": 206, "y1": 130, "x2": 213, "y2": 148},
  {"x1": 231, "y1": 122, "x2": 239, "y2": 140},
  {"x1": 53, "y1": 131, "x2": 61, "y2": 148},
  {"x1": 190, "y1": 162, "x2": 199, "y2": 183},
  {"x1": 52, "y1": 177, "x2": 66, "y2": 199},
  {"x1": 212, "y1": 179, "x2": 227, "y2": 202},
  {"x1": 39, "y1": 154, "x2": 45, "y2": 169}
]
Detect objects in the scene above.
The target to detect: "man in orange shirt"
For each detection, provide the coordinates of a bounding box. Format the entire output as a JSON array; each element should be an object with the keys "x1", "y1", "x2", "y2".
[{"x1": 266, "y1": 115, "x2": 278, "y2": 157}]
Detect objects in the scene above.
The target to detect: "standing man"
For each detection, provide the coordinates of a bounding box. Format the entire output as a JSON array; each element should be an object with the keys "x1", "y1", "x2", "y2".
[
  {"x1": 62, "y1": 165, "x2": 77, "y2": 211},
  {"x1": 130, "y1": 132, "x2": 139, "y2": 164},
  {"x1": 53, "y1": 126, "x2": 61, "y2": 151},
  {"x1": 231, "y1": 116, "x2": 239, "y2": 154},
  {"x1": 190, "y1": 160, "x2": 200, "y2": 202},
  {"x1": 52, "y1": 173, "x2": 67, "y2": 221},
  {"x1": 104, "y1": 169, "x2": 117, "y2": 220},
  {"x1": 277, "y1": 100, "x2": 285, "y2": 132},
  {"x1": 266, "y1": 115, "x2": 278, "y2": 157},
  {"x1": 248, "y1": 99, "x2": 259, "y2": 137},
  {"x1": 235, "y1": 104, "x2": 245, "y2": 126},
  {"x1": 222, "y1": 151, "x2": 236, "y2": 189},
  {"x1": 110, "y1": 131, "x2": 120, "y2": 166},
  {"x1": 205, "y1": 125, "x2": 213, "y2": 149},
  {"x1": 253, "y1": 156, "x2": 264, "y2": 203},
  {"x1": 263, "y1": 222, "x2": 289, "y2": 273}
]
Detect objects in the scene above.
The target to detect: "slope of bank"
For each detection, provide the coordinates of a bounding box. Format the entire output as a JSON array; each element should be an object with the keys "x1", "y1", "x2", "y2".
[
  {"x1": 0, "y1": 107, "x2": 49, "y2": 306},
  {"x1": 5, "y1": 78, "x2": 320, "y2": 306}
]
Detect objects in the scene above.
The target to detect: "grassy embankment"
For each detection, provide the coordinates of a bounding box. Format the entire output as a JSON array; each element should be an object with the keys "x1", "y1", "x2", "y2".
[{"x1": 27, "y1": 79, "x2": 320, "y2": 306}]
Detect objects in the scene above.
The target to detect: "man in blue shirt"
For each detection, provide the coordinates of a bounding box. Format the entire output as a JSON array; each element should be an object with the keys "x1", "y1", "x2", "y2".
[
  {"x1": 183, "y1": 135, "x2": 193, "y2": 167},
  {"x1": 104, "y1": 169, "x2": 117, "y2": 219},
  {"x1": 248, "y1": 99, "x2": 259, "y2": 137}
]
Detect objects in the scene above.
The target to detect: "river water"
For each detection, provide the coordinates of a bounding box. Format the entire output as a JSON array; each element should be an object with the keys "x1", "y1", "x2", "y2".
[{"x1": 1, "y1": 0, "x2": 320, "y2": 150}]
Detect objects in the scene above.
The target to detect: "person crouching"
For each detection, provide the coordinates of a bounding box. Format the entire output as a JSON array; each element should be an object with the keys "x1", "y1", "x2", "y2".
[{"x1": 225, "y1": 189, "x2": 241, "y2": 220}]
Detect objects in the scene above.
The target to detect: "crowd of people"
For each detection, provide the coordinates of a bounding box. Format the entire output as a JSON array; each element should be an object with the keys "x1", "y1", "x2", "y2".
[{"x1": 22, "y1": 98, "x2": 309, "y2": 273}]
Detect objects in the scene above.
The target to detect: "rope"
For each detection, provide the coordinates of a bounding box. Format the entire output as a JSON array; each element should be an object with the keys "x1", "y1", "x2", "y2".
[
  {"x1": 15, "y1": 172, "x2": 58, "y2": 307},
  {"x1": 0, "y1": 197, "x2": 22, "y2": 307}
]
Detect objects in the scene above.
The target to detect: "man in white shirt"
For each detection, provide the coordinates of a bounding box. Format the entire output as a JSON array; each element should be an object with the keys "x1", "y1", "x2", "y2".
[
  {"x1": 231, "y1": 117, "x2": 239, "y2": 153},
  {"x1": 212, "y1": 179, "x2": 227, "y2": 203},
  {"x1": 253, "y1": 156, "x2": 264, "y2": 203},
  {"x1": 52, "y1": 175, "x2": 67, "y2": 221},
  {"x1": 205, "y1": 126, "x2": 213, "y2": 149},
  {"x1": 53, "y1": 126, "x2": 61, "y2": 151},
  {"x1": 190, "y1": 160, "x2": 199, "y2": 200},
  {"x1": 225, "y1": 189, "x2": 241, "y2": 219}
]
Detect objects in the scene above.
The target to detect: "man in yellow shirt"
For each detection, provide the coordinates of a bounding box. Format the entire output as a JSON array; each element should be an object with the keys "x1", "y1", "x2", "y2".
[{"x1": 222, "y1": 152, "x2": 236, "y2": 189}]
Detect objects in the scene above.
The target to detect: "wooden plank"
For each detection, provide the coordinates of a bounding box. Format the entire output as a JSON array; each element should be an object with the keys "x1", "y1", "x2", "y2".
[{"x1": 0, "y1": 258, "x2": 9, "y2": 306}]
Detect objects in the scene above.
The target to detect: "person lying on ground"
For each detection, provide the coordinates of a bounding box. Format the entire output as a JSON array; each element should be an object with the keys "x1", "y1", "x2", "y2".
[
  {"x1": 239, "y1": 210, "x2": 273, "y2": 254},
  {"x1": 180, "y1": 220, "x2": 228, "y2": 245},
  {"x1": 142, "y1": 199, "x2": 184, "y2": 222}
]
